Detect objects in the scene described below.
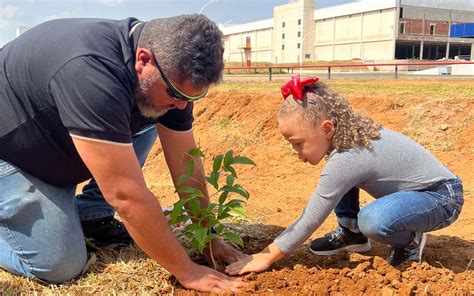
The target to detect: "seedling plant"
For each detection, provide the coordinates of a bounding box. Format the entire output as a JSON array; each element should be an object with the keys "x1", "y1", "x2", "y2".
[{"x1": 165, "y1": 148, "x2": 256, "y2": 269}]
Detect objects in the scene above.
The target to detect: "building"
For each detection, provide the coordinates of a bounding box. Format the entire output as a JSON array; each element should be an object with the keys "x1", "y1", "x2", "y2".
[{"x1": 221, "y1": 0, "x2": 474, "y2": 64}]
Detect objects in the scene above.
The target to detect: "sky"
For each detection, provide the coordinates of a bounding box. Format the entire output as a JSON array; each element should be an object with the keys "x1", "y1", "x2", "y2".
[{"x1": 0, "y1": 0, "x2": 357, "y2": 47}]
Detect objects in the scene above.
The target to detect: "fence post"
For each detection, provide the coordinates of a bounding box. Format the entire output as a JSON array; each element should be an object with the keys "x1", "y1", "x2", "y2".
[
  {"x1": 269, "y1": 68, "x2": 272, "y2": 81},
  {"x1": 328, "y1": 66, "x2": 332, "y2": 79},
  {"x1": 394, "y1": 64, "x2": 398, "y2": 78}
]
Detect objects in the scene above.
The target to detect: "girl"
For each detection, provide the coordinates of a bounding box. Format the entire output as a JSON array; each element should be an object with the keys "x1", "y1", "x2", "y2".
[{"x1": 225, "y1": 74, "x2": 463, "y2": 275}]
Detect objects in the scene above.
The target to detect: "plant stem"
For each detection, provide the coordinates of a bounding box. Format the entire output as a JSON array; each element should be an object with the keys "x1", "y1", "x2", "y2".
[{"x1": 209, "y1": 237, "x2": 217, "y2": 270}]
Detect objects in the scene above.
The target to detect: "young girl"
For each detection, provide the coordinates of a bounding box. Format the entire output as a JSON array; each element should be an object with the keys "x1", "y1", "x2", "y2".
[{"x1": 225, "y1": 74, "x2": 463, "y2": 275}]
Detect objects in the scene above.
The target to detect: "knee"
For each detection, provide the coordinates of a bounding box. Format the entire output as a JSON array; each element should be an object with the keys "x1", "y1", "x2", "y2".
[
  {"x1": 32, "y1": 247, "x2": 87, "y2": 284},
  {"x1": 358, "y1": 207, "x2": 387, "y2": 238}
]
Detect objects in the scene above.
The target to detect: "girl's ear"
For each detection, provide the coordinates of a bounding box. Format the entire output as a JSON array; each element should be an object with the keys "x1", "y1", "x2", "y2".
[{"x1": 321, "y1": 120, "x2": 336, "y2": 138}]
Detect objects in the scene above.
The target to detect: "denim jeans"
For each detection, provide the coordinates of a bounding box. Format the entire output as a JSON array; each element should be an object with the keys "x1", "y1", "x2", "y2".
[
  {"x1": 0, "y1": 125, "x2": 157, "y2": 283},
  {"x1": 335, "y1": 178, "x2": 464, "y2": 248}
]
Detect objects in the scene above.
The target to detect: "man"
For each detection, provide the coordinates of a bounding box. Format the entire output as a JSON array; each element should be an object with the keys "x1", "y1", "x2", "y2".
[{"x1": 0, "y1": 14, "x2": 245, "y2": 293}]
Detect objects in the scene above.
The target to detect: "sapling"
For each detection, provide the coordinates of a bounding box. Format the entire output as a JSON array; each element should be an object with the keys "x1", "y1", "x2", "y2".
[{"x1": 164, "y1": 148, "x2": 256, "y2": 269}]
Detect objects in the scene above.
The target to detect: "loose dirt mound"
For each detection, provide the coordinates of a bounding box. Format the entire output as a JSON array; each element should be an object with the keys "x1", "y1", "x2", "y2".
[{"x1": 147, "y1": 88, "x2": 474, "y2": 295}]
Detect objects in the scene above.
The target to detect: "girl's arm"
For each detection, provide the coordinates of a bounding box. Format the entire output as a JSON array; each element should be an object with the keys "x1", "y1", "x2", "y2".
[{"x1": 225, "y1": 243, "x2": 285, "y2": 275}]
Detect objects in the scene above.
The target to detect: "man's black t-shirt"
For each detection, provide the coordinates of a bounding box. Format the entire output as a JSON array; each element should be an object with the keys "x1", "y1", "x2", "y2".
[{"x1": 0, "y1": 18, "x2": 194, "y2": 186}]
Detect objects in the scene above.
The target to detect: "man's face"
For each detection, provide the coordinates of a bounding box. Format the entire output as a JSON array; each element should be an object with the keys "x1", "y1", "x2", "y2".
[{"x1": 134, "y1": 68, "x2": 207, "y2": 120}]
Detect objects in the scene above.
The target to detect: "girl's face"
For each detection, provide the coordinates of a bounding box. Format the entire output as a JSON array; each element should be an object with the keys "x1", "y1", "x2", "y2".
[{"x1": 278, "y1": 114, "x2": 335, "y2": 165}]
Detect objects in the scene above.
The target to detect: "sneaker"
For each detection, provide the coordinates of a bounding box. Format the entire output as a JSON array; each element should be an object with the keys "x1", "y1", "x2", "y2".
[
  {"x1": 81, "y1": 216, "x2": 133, "y2": 246},
  {"x1": 387, "y1": 233, "x2": 427, "y2": 266},
  {"x1": 309, "y1": 225, "x2": 371, "y2": 255}
]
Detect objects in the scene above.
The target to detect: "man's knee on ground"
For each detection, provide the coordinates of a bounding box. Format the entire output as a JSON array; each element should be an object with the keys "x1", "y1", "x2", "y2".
[{"x1": 31, "y1": 248, "x2": 88, "y2": 284}]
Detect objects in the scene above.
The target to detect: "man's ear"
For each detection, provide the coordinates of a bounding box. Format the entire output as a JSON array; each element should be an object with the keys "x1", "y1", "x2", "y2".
[
  {"x1": 321, "y1": 120, "x2": 336, "y2": 138},
  {"x1": 135, "y1": 48, "x2": 153, "y2": 75}
]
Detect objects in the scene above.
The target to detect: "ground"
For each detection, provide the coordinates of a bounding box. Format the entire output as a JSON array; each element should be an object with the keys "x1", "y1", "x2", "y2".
[{"x1": 1, "y1": 78, "x2": 473, "y2": 295}]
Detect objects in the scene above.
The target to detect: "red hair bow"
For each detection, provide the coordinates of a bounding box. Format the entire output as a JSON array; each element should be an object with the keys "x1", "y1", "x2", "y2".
[{"x1": 281, "y1": 73, "x2": 319, "y2": 101}]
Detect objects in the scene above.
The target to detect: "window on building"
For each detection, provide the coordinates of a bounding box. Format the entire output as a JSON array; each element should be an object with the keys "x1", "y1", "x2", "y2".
[
  {"x1": 430, "y1": 24, "x2": 436, "y2": 35},
  {"x1": 399, "y1": 22, "x2": 406, "y2": 34},
  {"x1": 282, "y1": 33, "x2": 285, "y2": 39},
  {"x1": 297, "y1": 43, "x2": 301, "y2": 49},
  {"x1": 298, "y1": 31, "x2": 301, "y2": 37},
  {"x1": 298, "y1": 19, "x2": 301, "y2": 25},
  {"x1": 282, "y1": 44, "x2": 285, "y2": 50},
  {"x1": 399, "y1": 7, "x2": 404, "y2": 18},
  {"x1": 305, "y1": 54, "x2": 311, "y2": 59},
  {"x1": 282, "y1": 21, "x2": 285, "y2": 28}
]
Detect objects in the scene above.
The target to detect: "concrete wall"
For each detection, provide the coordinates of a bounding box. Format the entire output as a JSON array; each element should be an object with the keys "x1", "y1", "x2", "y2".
[
  {"x1": 223, "y1": 28, "x2": 273, "y2": 64},
  {"x1": 314, "y1": 8, "x2": 396, "y2": 61},
  {"x1": 272, "y1": 0, "x2": 314, "y2": 64}
]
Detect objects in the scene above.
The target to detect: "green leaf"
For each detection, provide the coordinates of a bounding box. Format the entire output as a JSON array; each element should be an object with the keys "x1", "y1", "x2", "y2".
[
  {"x1": 229, "y1": 205, "x2": 247, "y2": 217},
  {"x1": 188, "y1": 199, "x2": 201, "y2": 217},
  {"x1": 224, "y1": 166, "x2": 237, "y2": 178},
  {"x1": 217, "y1": 205, "x2": 232, "y2": 220},
  {"x1": 188, "y1": 148, "x2": 204, "y2": 158},
  {"x1": 212, "y1": 154, "x2": 224, "y2": 172},
  {"x1": 205, "y1": 171, "x2": 219, "y2": 190},
  {"x1": 176, "y1": 174, "x2": 190, "y2": 186},
  {"x1": 221, "y1": 185, "x2": 250, "y2": 199},
  {"x1": 184, "y1": 223, "x2": 201, "y2": 232},
  {"x1": 185, "y1": 160, "x2": 195, "y2": 177},
  {"x1": 226, "y1": 199, "x2": 247, "y2": 207},
  {"x1": 223, "y1": 231, "x2": 244, "y2": 247},
  {"x1": 194, "y1": 228, "x2": 208, "y2": 252},
  {"x1": 232, "y1": 156, "x2": 256, "y2": 166},
  {"x1": 223, "y1": 150, "x2": 234, "y2": 167},
  {"x1": 218, "y1": 191, "x2": 229, "y2": 204},
  {"x1": 216, "y1": 224, "x2": 225, "y2": 235},
  {"x1": 176, "y1": 187, "x2": 205, "y2": 197},
  {"x1": 226, "y1": 175, "x2": 235, "y2": 186}
]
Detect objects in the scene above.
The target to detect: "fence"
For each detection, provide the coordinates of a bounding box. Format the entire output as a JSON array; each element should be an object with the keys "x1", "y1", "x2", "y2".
[{"x1": 224, "y1": 61, "x2": 474, "y2": 80}]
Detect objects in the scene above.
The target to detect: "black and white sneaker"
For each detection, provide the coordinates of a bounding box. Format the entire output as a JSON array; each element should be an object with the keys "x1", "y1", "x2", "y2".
[
  {"x1": 387, "y1": 233, "x2": 427, "y2": 266},
  {"x1": 309, "y1": 225, "x2": 371, "y2": 255}
]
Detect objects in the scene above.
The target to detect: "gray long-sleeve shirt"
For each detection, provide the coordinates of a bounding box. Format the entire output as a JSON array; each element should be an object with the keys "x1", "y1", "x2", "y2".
[{"x1": 274, "y1": 129, "x2": 455, "y2": 254}]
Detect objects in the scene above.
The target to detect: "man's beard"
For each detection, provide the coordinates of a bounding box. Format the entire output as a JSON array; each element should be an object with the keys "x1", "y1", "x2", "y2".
[{"x1": 134, "y1": 71, "x2": 170, "y2": 120}]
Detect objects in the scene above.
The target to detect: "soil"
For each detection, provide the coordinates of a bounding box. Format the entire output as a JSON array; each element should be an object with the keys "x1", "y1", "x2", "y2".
[{"x1": 143, "y1": 86, "x2": 474, "y2": 295}]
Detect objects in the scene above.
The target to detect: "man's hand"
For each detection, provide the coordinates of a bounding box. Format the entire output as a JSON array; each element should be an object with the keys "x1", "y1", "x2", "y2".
[
  {"x1": 205, "y1": 238, "x2": 246, "y2": 265},
  {"x1": 225, "y1": 243, "x2": 285, "y2": 275},
  {"x1": 179, "y1": 263, "x2": 246, "y2": 293},
  {"x1": 224, "y1": 252, "x2": 272, "y2": 275}
]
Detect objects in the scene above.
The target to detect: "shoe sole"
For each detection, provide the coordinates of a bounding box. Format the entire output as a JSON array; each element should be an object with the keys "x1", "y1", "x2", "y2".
[{"x1": 309, "y1": 241, "x2": 372, "y2": 256}]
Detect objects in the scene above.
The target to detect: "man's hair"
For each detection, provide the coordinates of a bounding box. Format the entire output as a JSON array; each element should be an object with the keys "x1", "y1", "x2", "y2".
[
  {"x1": 138, "y1": 14, "x2": 224, "y2": 87},
  {"x1": 278, "y1": 81, "x2": 382, "y2": 151}
]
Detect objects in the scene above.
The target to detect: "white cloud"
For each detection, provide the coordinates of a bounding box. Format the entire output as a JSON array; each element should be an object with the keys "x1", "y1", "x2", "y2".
[
  {"x1": 43, "y1": 10, "x2": 72, "y2": 22},
  {"x1": 1, "y1": 4, "x2": 24, "y2": 18},
  {"x1": 99, "y1": 0, "x2": 123, "y2": 7}
]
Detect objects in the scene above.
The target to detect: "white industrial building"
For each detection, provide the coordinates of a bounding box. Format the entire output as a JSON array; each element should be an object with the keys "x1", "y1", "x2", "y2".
[{"x1": 221, "y1": 0, "x2": 474, "y2": 64}]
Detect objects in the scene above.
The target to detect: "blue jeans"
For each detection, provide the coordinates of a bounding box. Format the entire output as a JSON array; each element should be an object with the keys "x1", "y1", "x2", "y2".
[
  {"x1": 335, "y1": 178, "x2": 463, "y2": 248},
  {"x1": 0, "y1": 125, "x2": 157, "y2": 283}
]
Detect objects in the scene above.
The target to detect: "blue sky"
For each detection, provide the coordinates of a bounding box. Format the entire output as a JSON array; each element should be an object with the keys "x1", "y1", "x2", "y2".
[{"x1": 0, "y1": 0, "x2": 356, "y2": 47}]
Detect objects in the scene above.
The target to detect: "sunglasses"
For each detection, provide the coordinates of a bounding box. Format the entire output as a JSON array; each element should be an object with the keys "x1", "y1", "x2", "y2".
[{"x1": 149, "y1": 48, "x2": 208, "y2": 101}]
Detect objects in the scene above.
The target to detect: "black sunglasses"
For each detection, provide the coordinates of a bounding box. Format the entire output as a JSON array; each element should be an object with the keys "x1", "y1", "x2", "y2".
[{"x1": 149, "y1": 48, "x2": 208, "y2": 101}]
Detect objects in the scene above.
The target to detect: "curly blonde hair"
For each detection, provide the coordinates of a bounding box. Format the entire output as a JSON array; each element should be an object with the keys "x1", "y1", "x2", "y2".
[{"x1": 278, "y1": 81, "x2": 381, "y2": 152}]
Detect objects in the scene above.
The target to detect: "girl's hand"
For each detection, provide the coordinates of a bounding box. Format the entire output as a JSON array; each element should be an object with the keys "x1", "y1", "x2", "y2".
[
  {"x1": 225, "y1": 253, "x2": 272, "y2": 275},
  {"x1": 225, "y1": 243, "x2": 285, "y2": 275}
]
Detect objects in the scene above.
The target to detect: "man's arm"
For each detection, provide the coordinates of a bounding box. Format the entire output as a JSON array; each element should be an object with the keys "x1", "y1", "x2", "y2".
[
  {"x1": 156, "y1": 124, "x2": 246, "y2": 263},
  {"x1": 71, "y1": 136, "x2": 244, "y2": 292}
]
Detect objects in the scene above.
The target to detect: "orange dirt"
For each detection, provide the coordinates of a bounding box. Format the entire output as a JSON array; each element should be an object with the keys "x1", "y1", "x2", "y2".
[{"x1": 144, "y1": 87, "x2": 474, "y2": 295}]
